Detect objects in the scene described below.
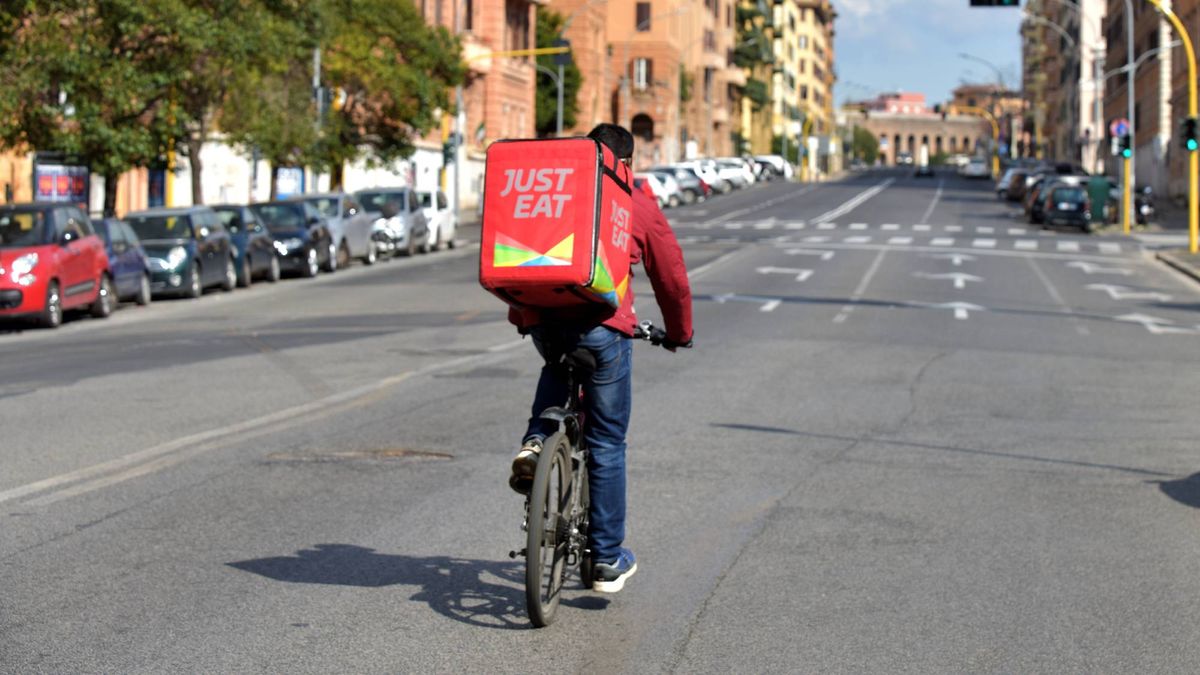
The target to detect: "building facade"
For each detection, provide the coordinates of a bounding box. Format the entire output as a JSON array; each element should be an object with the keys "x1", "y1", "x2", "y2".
[
  {"x1": 770, "y1": 0, "x2": 836, "y2": 173},
  {"x1": 737, "y1": 0, "x2": 775, "y2": 154}
]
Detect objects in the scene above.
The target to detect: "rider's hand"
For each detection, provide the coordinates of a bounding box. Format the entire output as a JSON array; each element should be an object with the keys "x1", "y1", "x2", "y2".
[{"x1": 663, "y1": 336, "x2": 693, "y2": 352}]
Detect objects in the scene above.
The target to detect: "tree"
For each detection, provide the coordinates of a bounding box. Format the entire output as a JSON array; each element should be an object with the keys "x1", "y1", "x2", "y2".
[
  {"x1": 0, "y1": 1, "x2": 187, "y2": 215},
  {"x1": 534, "y1": 9, "x2": 582, "y2": 137},
  {"x1": 851, "y1": 126, "x2": 879, "y2": 164},
  {"x1": 312, "y1": 0, "x2": 465, "y2": 188}
]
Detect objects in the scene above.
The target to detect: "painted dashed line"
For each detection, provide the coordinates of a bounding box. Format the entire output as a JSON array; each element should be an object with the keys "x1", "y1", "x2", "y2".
[
  {"x1": 817, "y1": 222, "x2": 837, "y2": 230},
  {"x1": 844, "y1": 236, "x2": 872, "y2": 244},
  {"x1": 1098, "y1": 242, "x2": 1122, "y2": 254},
  {"x1": 977, "y1": 226, "x2": 994, "y2": 234},
  {"x1": 1056, "y1": 241, "x2": 1081, "y2": 253},
  {"x1": 881, "y1": 223, "x2": 900, "y2": 231},
  {"x1": 930, "y1": 237, "x2": 955, "y2": 246},
  {"x1": 973, "y1": 239, "x2": 997, "y2": 248},
  {"x1": 913, "y1": 224, "x2": 932, "y2": 232},
  {"x1": 1014, "y1": 240, "x2": 1038, "y2": 251},
  {"x1": 888, "y1": 236, "x2": 914, "y2": 245},
  {"x1": 849, "y1": 223, "x2": 869, "y2": 230},
  {"x1": 1008, "y1": 228, "x2": 1027, "y2": 235},
  {"x1": 946, "y1": 225, "x2": 963, "y2": 233}
]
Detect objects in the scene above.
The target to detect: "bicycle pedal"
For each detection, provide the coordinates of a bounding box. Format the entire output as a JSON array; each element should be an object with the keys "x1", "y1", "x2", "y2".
[{"x1": 508, "y1": 548, "x2": 527, "y2": 559}]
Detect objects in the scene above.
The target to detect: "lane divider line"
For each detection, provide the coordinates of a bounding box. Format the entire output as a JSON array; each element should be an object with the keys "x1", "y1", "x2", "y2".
[{"x1": 810, "y1": 178, "x2": 896, "y2": 224}]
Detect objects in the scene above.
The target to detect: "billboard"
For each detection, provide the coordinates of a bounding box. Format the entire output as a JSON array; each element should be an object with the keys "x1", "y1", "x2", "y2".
[{"x1": 33, "y1": 160, "x2": 89, "y2": 209}]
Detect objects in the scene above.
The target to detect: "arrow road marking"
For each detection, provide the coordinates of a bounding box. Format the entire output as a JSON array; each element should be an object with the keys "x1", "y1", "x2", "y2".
[
  {"x1": 1115, "y1": 313, "x2": 1200, "y2": 335},
  {"x1": 758, "y1": 266, "x2": 814, "y2": 282},
  {"x1": 925, "y1": 253, "x2": 976, "y2": 266},
  {"x1": 785, "y1": 248, "x2": 836, "y2": 261},
  {"x1": 916, "y1": 301, "x2": 986, "y2": 320},
  {"x1": 914, "y1": 272, "x2": 983, "y2": 289},
  {"x1": 1067, "y1": 261, "x2": 1134, "y2": 275},
  {"x1": 1087, "y1": 284, "x2": 1172, "y2": 302},
  {"x1": 713, "y1": 293, "x2": 784, "y2": 312}
]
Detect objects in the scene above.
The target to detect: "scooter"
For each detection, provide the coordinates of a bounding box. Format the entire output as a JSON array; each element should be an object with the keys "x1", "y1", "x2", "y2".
[{"x1": 1136, "y1": 186, "x2": 1155, "y2": 225}]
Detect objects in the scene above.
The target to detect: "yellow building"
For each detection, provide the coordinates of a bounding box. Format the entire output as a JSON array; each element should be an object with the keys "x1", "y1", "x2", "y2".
[
  {"x1": 737, "y1": 0, "x2": 775, "y2": 154},
  {"x1": 770, "y1": 0, "x2": 836, "y2": 168}
]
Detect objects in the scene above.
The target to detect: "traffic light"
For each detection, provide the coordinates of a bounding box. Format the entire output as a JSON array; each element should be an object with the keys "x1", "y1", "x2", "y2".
[
  {"x1": 1119, "y1": 133, "x2": 1132, "y2": 159},
  {"x1": 1182, "y1": 117, "x2": 1199, "y2": 152},
  {"x1": 969, "y1": 0, "x2": 1019, "y2": 6},
  {"x1": 442, "y1": 138, "x2": 456, "y2": 165}
]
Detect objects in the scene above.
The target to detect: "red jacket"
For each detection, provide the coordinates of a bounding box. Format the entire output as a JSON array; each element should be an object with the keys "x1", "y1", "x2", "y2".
[{"x1": 508, "y1": 188, "x2": 694, "y2": 343}]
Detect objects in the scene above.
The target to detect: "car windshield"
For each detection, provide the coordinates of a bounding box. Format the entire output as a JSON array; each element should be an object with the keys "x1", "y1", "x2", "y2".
[
  {"x1": 1053, "y1": 188, "x2": 1087, "y2": 203},
  {"x1": 251, "y1": 204, "x2": 307, "y2": 232},
  {"x1": 127, "y1": 214, "x2": 191, "y2": 240},
  {"x1": 0, "y1": 209, "x2": 48, "y2": 248},
  {"x1": 358, "y1": 191, "x2": 407, "y2": 212},
  {"x1": 212, "y1": 208, "x2": 244, "y2": 233},
  {"x1": 300, "y1": 198, "x2": 339, "y2": 218}
]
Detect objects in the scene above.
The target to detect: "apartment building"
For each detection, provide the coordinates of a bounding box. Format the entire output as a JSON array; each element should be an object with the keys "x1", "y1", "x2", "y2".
[
  {"x1": 771, "y1": 0, "x2": 836, "y2": 172},
  {"x1": 547, "y1": 0, "x2": 609, "y2": 134},
  {"x1": 737, "y1": 0, "x2": 775, "y2": 154}
]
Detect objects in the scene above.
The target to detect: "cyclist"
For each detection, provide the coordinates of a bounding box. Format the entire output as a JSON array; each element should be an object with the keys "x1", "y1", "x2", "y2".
[{"x1": 508, "y1": 123, "x2": 694, "y2": 593}]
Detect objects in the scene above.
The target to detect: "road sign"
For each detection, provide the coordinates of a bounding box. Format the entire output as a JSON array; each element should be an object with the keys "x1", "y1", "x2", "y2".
[{"x1": 1110, "y1": 118, "x2": 1130, "y2": 137}]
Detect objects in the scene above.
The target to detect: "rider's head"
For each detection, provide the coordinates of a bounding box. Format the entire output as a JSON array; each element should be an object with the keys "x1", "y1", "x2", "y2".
[{"x1": 588, "y1": 124, "x2": 634, "y2": 165}]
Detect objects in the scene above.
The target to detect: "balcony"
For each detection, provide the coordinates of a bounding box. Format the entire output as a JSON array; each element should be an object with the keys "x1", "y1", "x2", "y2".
[
  {"x1": 725, "y1": 68, "x2": 747, "y2": 87},
  {"x1": 463, "y1": 41, "x2": 492, "y2": 75}
]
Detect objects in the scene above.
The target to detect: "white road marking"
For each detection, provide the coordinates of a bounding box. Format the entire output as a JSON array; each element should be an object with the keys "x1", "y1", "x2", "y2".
[
  {"x1": 946, "y1": 225, "x2": 963, "y2": 233},
  {"x1": 930, "y1": 237, "x2": 955, "y2": 246},
  {"x1": 888, "y1": 236, "x2": 914, "y2": 245},
  {"x1": 1008, "y1": 228, "x2": 1027, "y2": 235},
  {"x1": 919, "y1": 178, "x2": 945, "y2": 223},
  {"x1": 973, "y1": 239, "x2": 997, "y2": 248},
  {"x1": 785, "y1": 248, "x2": 836, "y2": 261},
  {"x1": 925, "y1": 253, "x2": 975, "y2": 266},
  {"x1": 1066, "y1": 261, "x2": 1133, "y2": 275},
  {"x1": 1056, "y1": 241, "x2": 1081, "y2": 252},
  {"x1": 713, "y1": 293, "x2": 784, "y2": 312},
  {"x1": 913, "y1": 224, "x2": 932, "y2": 232},
  {"x1": 1115, "y1": 313, "x2": 1200, "y2": 335},
  {"x1": 757, "y1": 266, "x2": 814, "y2": 282},
  {"x1": 881, "y1": 223, "x2": 900, "y2": 231},
  {"x1": 1098, "y1": 242, "x2": 1122, "y2": 254},
  {"x1": 1087, "y1": 284, "x2": 1173, "y2": 302},
  {"x1": 1026, "y1": 257, "x2": 1090, "y2": 336},
  {"x1": 784, "y1": 221, "x2": 807, "y2": 229},
  {"x1": 915, "y1": 301, "x2": 986, "y2": 320},
  {"x1": 817, "y1": 222, "x2": 837, "y2": 230},
  {"x1": 844, "y1": 235, "x2": 872, "y2": 244},
  {"x1": 811, "y1": 177, "x2": 896, "y2": 223},
  {"x1": 1014, "y1": 240, "x2": 1038, "y2": 251},
  {"x1": 977, "y1": 226, "x2": 994, "y2": 234},
  {"x1": 803, "y1": 235, "x2": 831, "y2": 243},
  {"x1": 726, "y1": 222, "x2": 745, "y2": 230},
  {"x1": 914, "y1": 272, "x2": 982, "y2": 289},
  {"x1": 833, "y1": 248, "x2": 888, "y2": 324},
  {"x1": 849, "y1": 223, "x2": 868, "y2": 230}
]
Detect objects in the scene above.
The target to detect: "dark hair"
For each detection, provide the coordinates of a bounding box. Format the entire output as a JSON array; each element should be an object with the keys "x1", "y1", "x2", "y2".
[{"x1": 587, "y1": 124, "x2": 634, "y2": 160}]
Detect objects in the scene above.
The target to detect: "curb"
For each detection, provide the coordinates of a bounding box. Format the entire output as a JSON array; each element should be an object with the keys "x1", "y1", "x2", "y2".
[{"x1": 1156, "y1": 249, "x2": 1200, "y2": 285}]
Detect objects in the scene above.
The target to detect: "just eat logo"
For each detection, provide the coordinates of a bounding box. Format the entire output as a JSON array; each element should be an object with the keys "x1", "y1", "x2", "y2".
[{"x1": 498, "y1": 168, "x2": 575, "y2": 218}]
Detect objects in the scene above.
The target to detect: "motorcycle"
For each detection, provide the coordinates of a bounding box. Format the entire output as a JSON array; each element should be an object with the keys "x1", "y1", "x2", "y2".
[{"x1": 1136, "y1": 186, "x2": 1155, "y2": 225}]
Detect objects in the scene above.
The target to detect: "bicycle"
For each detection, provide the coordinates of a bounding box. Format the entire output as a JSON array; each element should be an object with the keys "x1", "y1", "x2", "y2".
[{"x1": 510, "y1": 320, "x2": 669, "y2": 628}]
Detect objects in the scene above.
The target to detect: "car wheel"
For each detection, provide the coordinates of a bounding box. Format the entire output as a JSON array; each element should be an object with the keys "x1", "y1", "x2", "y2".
[
  {"x1": 136, "y1": 273, "x2": 152, "y2": 306},
  {"x1": 186, "y1": 261, "x2": 202, "y2": 299},
  {"x1": 681, "y1": 190, "x2": 695, "y2": 205},
  {"x1": 237, "y1": 257, "x2": 252, "y2": 288},
  {"x1": 40, "y1": 281, "x2": 62, "y2": 328},
  {"x1": 405, "y1": 235, "x2": 416, "y2": 257},
  {"x1": 266, "y1": 255, "x2": 281, "y2": 283},
  {"x1": 668, "y1": 194, "x2": 680, "y2": 208},
  {"x1": 322, "y1": 242, "x2": 338, "y2": 273},
  {"x1": 221, "y1": 256, "x2": 237, "y2": 292},
  {"x1": 362, "y1": 240, "x2": 377, "y2": 265},
  {"x1": 420, "y1": 231, "x2": 432, "y2": 254},
  {"x1": 337, "y1": 241, "x2": 351, "y2": 268},
  {"x1": 90, "y1": 274, "x2": 115, "y2": 318},
  {"x1": 303, "y1": 248, "x2": 320, "y2": 278}
]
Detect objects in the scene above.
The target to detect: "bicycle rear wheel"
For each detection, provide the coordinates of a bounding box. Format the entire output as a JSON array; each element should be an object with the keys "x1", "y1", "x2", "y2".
[{"x1": 526, "y1": 432, "x2": 571, "y2": 627}]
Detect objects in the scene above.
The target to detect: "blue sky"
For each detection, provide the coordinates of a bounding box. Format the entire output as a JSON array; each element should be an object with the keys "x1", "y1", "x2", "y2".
[{"x1": 833, "y1": 0, "x2": 1023, "y2": 106}]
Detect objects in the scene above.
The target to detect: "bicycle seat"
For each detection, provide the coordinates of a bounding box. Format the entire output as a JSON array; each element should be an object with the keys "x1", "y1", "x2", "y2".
[{"x1": 560, "y1": 347, "x2": 597, "y2": 375}]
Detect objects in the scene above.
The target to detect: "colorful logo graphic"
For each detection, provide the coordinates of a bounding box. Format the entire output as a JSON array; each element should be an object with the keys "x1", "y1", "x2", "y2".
[{"x1": 493, "y1": 233, "x2": 574, "y2": 267}]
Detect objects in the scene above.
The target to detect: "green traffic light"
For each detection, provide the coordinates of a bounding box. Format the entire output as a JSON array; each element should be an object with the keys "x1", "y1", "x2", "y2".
[
  {"x1": 1122, "y1": 148, "x2": 1133, "y2": 158},
  {"x1": 1189, "y1": 139, "x2": 1199, "y2": 152}
]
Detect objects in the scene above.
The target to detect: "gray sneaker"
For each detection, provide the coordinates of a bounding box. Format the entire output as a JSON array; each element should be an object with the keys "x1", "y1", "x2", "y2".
[{"x1": 592, "y1": 548, "x2": 637, "y2": 593}]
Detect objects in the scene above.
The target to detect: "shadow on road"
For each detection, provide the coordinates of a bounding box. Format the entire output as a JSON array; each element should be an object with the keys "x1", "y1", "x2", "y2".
[
  {"x1": 1154, "y1": 472, "x2": 1200, "y2": 509},
  {"x1": 227, "y1": 543, "x2": 606, "y2": 630}
]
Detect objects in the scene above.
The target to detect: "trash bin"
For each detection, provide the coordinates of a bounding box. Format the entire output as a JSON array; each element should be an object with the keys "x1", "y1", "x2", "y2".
[{"x1": 1087, "y1": 177, "x2": 1109, "y2": 225}]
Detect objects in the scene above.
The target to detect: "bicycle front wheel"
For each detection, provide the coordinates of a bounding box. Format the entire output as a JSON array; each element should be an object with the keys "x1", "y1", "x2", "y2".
[{"x1": 525, "y1": 432, "x2": 571, "y2": 627}]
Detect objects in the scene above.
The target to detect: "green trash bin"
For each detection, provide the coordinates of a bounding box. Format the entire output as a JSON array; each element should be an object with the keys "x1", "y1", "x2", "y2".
[{"x1": 1087, "y1": 177, "x2": 1110, "y2": 225}]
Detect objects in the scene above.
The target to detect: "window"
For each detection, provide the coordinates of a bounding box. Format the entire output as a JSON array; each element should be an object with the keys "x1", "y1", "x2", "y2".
[
  {"x1": 800, "y1": 85, "x2": 808, "y2": 100},
  {"x1": 437, "y1": 192, "x2": 447, "y2": 210},
  {"x1": 633, "y1": 58, "x2": 653, "y2": 90},
  {"x1": 704, "y1": 29, "x2": 716, "y2": 52},
  {"x1": 798, "y1": 36, "x2": 808, "y2": 49},
  {"x1": 505, "y1": 0, "x2": 529, "y2": 53},
  {"x1": 726, "y1": 3, "x2": 732, "y2": 27},
  {"x1": 464, "y1": 0, "x2": 473, "y2": 31},
  {"x1": 799, "y1": 59, "x2": 805, "y2": 74},
  {"x1": 636, "y1": 2, "x2": 651, "y2": 31}
]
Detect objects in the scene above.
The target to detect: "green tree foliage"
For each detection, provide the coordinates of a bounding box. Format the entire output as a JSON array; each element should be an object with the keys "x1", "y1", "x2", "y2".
[
  {"x1": 770, "y1": 136, "x2": 801, "y2": 164},
  {"x1": 851, "y1": 126, "x2": 879, "y2": 164},
  {"x1": 534, "y1": 10, "x2": 582, "y2": 137},
  {"x1": 0, "y1": 1, "x2": 187, "y2": 215}
]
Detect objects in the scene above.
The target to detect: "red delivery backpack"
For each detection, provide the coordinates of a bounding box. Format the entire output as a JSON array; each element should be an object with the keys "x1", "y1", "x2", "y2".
[{"x1": 479, "y1": 137, "x2": 634, "y2": 310}]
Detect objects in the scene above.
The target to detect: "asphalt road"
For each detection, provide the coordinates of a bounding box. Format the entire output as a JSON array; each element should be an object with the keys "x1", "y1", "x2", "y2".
[{"x1": 3, "y1": 168, "x2": 1200, "y2": 673}]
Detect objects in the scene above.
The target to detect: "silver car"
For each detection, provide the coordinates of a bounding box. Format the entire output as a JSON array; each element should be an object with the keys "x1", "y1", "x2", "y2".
[
  {"x1": 288, "y1": 193, "x2": 378, "y2": 267},
  {"x1": 416, "y1": 190, "x2": 457, "y2": 251},
  {"x1": 355, "y1": 188, "x2": 430, "y2": 257}
]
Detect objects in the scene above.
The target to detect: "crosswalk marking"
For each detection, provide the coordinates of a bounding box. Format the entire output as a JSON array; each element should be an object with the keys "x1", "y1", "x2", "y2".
[
  {"x1": 977, "y1": 226, "x2": 994, "y2": 234},
  {"x1": 1056, "y1": 241, "x2": 1081, "y2": 253},
  {"x1": 946, "y1": 225, "x2": 963, "y2": 233},
  {"x1": 1098, "y1": 242, "x2": 1122, "y2": 254},
  {"x1": 888, "y1": 236, "x2": 913, "y2": 245},
  {"x1": 913, "y1": 224, "x2": 931, "y2": 232},
  {"x1": 754, "y1": 222, "x2": 774, "y2": 230},
  {"x1": 881, "y1": 223, "x2": 900, "y2": 231},
  {"x1": 817, "y1": 222, "x2": 836, "y2": 230},
  {"x1": 973, "y1": 238, "x2": 997, "y2": 248},
  {"x1": 785, "y1": 222, "x2": 807, "y2": 230},
  {"x1": 849, "y1": 223, "x2": 868, "y2": 230},
  {"x1": 844, "y1": 235, "x2": 872, "y2": 244},
  {"x1": 726, "y1": 222, "x2": 744, "y2": 230},
  {"x1": 930, "y1": 237, "x2": 955, "y2": 246},
  {"x1": 1008, "y1": 228, "x2": 1027, "y2": 235},
  {"x1": 803, "y1": 235, "x2": 830, "y2": 243},
  {"x1": 1014, "y1": 240, "x2": 1038, "y2": 251}
]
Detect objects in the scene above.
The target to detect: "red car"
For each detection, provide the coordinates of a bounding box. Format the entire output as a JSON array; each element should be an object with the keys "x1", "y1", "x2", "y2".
[{"x1": 0, "y1": 203, "x2": 115, "y2": 328}]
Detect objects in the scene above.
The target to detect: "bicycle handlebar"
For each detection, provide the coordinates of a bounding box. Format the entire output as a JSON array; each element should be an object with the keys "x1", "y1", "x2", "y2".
[{"x1": 634, "y1": 321, "x2": 691, "y2": 350}]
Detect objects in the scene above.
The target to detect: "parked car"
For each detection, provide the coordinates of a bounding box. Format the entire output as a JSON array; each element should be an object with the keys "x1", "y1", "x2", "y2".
[
  {"x1": 962, "y1": 157, "x2": 991, "y2": 179},
  {"x1": 634, "y1": 173, "x2": 681, "y2": 209},
  {"x1": 996, "y1": 168, "x2": 1020, "y2": 198},
  {"x1": 714, "y1": 159, "x2": 753, "y2": 188},
  {"x1": 95, "y1": 217, "x2": 151, "y2": 306},
  {"x1": 0, "y1": 203, "x2": 114, "y2": 327},
  {"x1": 675, "y1": 160, "x2": 731, "y2": 194},
  {"x1": 1025, "y1": 178, "x2": 1048, "y2": 223},
  {"x1": 249, "y1": 201, "x2": 336, "y2": 277},
  {"x1": 355, "y1": 188, "x2": 430, "y2": 257},
  {"x1": 754, "y1": 155, "x2": 795, "y2": 179},
  {"x1": 1005, "y1": 170, "x2": 1029, "y2": 202},
  {"x1": 416, "y1": 189, "x2": 457, "y2": 251},
  {"x1": 289, "y1": 192, "x2": 378, "y2": 268},
  {"x1": 124, "y1": 206, "x2": 236, "y2": 299},
  {"x1": 897, "y1": 151, "x2": 915, "y2": 166},
  {"x1": 648, "y1": 166, "x2": 705, "y2": 204},
  {"x1": 1041, "y1": 184, "x2": 1092, "y2": 231},
  {"x1": 212, "y1": 205, "x2": 281, "y2": 287}
]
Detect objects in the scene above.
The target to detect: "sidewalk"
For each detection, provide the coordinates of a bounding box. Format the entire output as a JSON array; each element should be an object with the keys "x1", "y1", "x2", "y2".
[{"x1": 1157, "y1": 248, "x2": 1200, "y2": 285}]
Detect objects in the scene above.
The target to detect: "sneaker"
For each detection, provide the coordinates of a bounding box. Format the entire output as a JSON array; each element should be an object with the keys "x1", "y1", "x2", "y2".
[
  {"x1": 591, "y1": 548, "x2": 637, "y2": 593},
  {"x1": 508, "y1": 439, "x2": 542, "y2": 494}
]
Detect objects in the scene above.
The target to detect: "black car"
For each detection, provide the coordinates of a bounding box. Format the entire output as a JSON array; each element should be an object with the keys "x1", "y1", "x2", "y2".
[
  {"x1": 1042, "y1": 184, "x2": 1091, "y2": 231},
  {"x1": 212, "y1": 204, "x2": 281, "y2": 287},
  {"x1": 125, "y1": 206, "x2": 237, "y2": 298},
  {"x1": 249, "y1": 201, "x2": 335, "y2": 278}
]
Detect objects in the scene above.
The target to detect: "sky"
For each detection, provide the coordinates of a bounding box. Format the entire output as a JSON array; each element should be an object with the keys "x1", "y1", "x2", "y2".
[{"x1": 832, "y1": 0, "x2": 1024, "y2": 106}]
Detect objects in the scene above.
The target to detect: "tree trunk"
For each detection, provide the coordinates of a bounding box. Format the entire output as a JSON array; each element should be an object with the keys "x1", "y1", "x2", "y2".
[
  {"x1": 331, "y1": 161, "x2": 344, "y2": 191},
  {"x1": 186, "y1": 135, "x2": 204, "y2": 205},
  {"x1": 103, "y1": 173, "x2": 119, "y2": 217},
  {"x1": 269, "y1": 163, "x2": 278, "y2": 201}
]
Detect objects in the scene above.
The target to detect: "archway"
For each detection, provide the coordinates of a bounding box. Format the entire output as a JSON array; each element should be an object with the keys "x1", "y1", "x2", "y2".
[
  {"x1": 631, "y1": 113, "x2": 655, "y2": 142},
  {"x1": 907, "y1": 135, "x2": 916, "y2": 152},
  {"x1": 962, "y1": 136, "x2": 971, "y2": 153},
  {"x1": 935, "y1": 136, "x2": 944, "y2": 155},
  {"x1": 894, "y1": 135, "x2": 902, "y2": 162}
]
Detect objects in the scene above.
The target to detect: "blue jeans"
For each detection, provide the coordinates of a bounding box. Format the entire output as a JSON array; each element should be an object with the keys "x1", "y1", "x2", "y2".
[{"x1": 524, "y1": 324, "x2": 633, "y2": 564}]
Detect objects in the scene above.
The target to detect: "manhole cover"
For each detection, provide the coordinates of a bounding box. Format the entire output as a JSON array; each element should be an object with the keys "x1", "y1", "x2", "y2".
[{"x1": 265, "y1": 448, "x2": 454, "y2": 463}]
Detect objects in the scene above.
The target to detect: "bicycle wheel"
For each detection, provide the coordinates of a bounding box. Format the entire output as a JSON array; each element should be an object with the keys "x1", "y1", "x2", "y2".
[
  {"x1": 577, "y1": 460, "x2": 593, "y2": 588},
  {"x1": 526, "y1": 432, "x2": 571, "y2": 627}
]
